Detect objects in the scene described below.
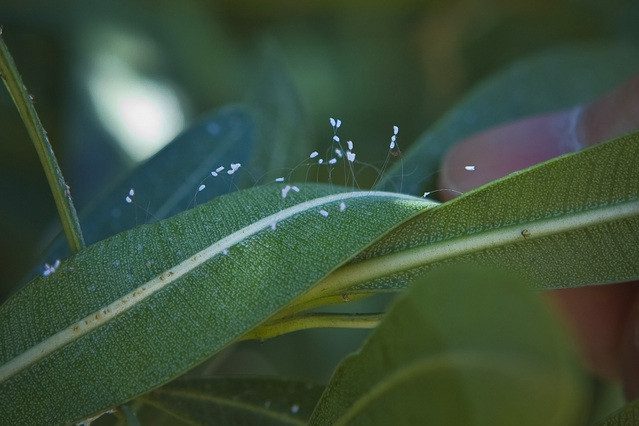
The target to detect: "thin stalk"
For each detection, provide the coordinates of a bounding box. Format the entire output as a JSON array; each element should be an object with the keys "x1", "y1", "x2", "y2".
[
  {"x1": 0, "y1": 32, "x2": 85, "y2": 252},
  {"x1": 243, "y1": 312, "x2": 383, "y2": 341}
]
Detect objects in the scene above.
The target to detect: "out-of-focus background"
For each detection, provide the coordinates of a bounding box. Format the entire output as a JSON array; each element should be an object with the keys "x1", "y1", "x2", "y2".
[{"x1": 1, "y1": 0, "x2": 639, "y2": 384}]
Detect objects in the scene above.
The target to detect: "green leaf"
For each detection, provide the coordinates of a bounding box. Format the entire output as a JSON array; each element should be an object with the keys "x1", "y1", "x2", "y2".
[
  {"x1": 136, "y1": 377, "x2": 323, "y2": 425},
  {"x1": 247, "y1": 39, "x2": 312, "y2": 181},
  {"x1": 311, "y1": 267, "x2": 587, "y2": 425},
  {"x1": 296, "y1": 134, "x2": 639, "y2": 309},
  {"x1": 596, "y1": 399, "x2": 639, "y2": 425},
  {"x1": 0, "y1": 184, "x2": 433, "y2": 424},
  {"x1": 378, "y1": 43, "x2": 639, "y2": 193},
  {"x1": 27, "y1": 106, "x2": 257, "y2": 286}
]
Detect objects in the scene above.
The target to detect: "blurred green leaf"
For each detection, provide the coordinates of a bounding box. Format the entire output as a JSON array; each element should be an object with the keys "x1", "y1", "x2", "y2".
[
  {"x1": 28, "y1": 106, "x2": 257, "y2": 284},
  {"x1": 247, "y1": 40, "x2": 311, "y2": 182},
  {"x1": 310, "y1": 266, "x2": 587, "y2": 425},
  {"x1": 0, "y1": 184, "x2": 431, "y2": 424},
  {"x1": 596, "y1": 399, "x2": 639, "y2": 425},
  {"x1": 136, "y1": 377, "x2": 323, "y2": 425},
  {"x1": 294, "y1": 133, "x2": 639, "y2": 311},
  {"x1": 378, "y1": 43, "x2": 639, "y2": 194}
]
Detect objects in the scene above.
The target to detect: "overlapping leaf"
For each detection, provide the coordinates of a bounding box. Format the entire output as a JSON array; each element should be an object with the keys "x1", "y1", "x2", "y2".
[
  {"x1": 311, "y1": 267, "x2": 587, "y2": 425},
  {"x1": 0, "y1": 184, "x2": 432, "y2": 424},
  {"x1": 295, "y1": 134, "x2": 639, "y2": 309}
]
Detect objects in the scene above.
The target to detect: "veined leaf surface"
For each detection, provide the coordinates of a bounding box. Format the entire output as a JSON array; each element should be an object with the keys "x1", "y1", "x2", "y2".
[
  {"x1": 311, "y1": 267, "x2": 587, "y2": 425},
  {"x1": 0, "y1": 185, "x2": 433, "y2": 424},
  {"x1": 299, "y1": 134, "x2": 639, "y2": 307}
]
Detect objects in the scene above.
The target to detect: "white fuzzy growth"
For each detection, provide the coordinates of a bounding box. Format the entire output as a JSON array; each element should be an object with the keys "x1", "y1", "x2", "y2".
[
  {"x1": 309, "y1": 151, "x2": 319, "y2": 159},
  {"x1": 198, "y1": 184, "x2": 206, "y2": 192},
  {"x1": 319, "y1": 209, "x2": 329, "y2": 218},
  {"x1": 464, "y1": 165, "x2": 476, "y2": 171},
  {"x1": 332, "y1": 135, "x2": 340, "y2": 143},
  {"x1": 125, "y1": 196, "x2": 132, "y2": 204},
  {"x1": 281, "y1": 185, "x2": 292, "y2": 198},
  {"x1": 328, "y1": 158, "x2": 337, "y2": 165},
  {"x1": 346, "y1": 151, "x2": 356, "y2": 162},
  {"x1": 275, "y1": 177, "x2": 285, "y2": 183},
  {"x1": 339, "y1": 202, "x2": 346, "y2": 211},
  {"x1": 347, "y1": 140, "x2": 353, "y2": 150},
  {"x1": 393, "y1": 125, "x2": 399, "y2": 135},
  {"x1": 42, "y1": 259, "x2": 61, "y2": 277}
]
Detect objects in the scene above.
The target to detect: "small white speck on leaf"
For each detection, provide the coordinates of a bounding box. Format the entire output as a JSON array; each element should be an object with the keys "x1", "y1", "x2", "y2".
[
  {"x1": 198, "y1": 184, "x2": 206, "y2": 192},
  {"x1": 328, "y1": 158, "x2": 337, "y2": 165},
  {"x1": 339, "y1": 202, "x2": 346, "y2": 211},
  {"x1": 291, "y1": 404, "x2": 300, "y2": 414},
  {"x1": 309, "y1": 151, "x2": 319, "y2": 159},
  {"x1": 332, "y1": 135, "x2": 340, "y2": 143},
  {"x1": 393, "y1": 125, "x2": 399, "y2": 135},
  {"x1": 464, "y1": 165, "x2": 476, "y2": 171},
  {"x1": 275, "y1": 177, "x2": 285, "y2": 182},
  {"x1": 319, "y1": 209, "x2": 329, "y2": 218}
]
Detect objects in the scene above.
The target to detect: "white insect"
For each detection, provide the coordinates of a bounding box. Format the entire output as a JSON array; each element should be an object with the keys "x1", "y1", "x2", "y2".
[
  {"x1": 332, "y1": 135, "x2": 340, "y2": 143},
  {"x1": 281, "y1": 185, "x2": 292, "y2": 198},
  {"x1": 309, "y1": 151, "x2": 319, "y2": 159},
  {"x1": 211, "y1": 171, "x2": 218, "y2": 177},
  {"x1": 43, "y1": 259, "x2": 61, "y2": 277},
  {"x1": 464, "y1": 165, "x2": 476, "y2": 171},
  {"x1": 328, "y1": 158, "x2": 337, "y2": 165},
  {"x1": 335, "y1": 119, "x2": 342, "y2": 129},
  {"x1": 329, "y1": 117, "x2": 336, "y2": 127},
  {"x1": 125, "y1": 188, "x2": 135, "y2": 204},
  {"x1": 423, "y1": 191, "x2": 432, "y2": 197},
  {"x1": 346, "y1": 151, "x2": 356, "y2": 162},
  {"x1": 125, "y1": 196, "x2": 132, "y2": 204},
  {"x1": 339, "y1": 202, "x2": 347, "y2": 211},
  {"x1": 198, "y1": 184, "x2": 206, "y2": 192},
  {"x1": 319, "y1": 209, "x2": 329, "y2": 218},
  {"x1": 291, "y1": 186, "x2": 300, "y2": 193},
  {"x1": 318, "y1": 158, "x2": 324, "y2": 165},
  {"x1": 393, "y1": 125, "x2": 399, "y2": 135},
  {"x1": 216, "y1": 166, "x2": 225, "y2": 172},
  {"x1": 346, "y1": 140, "x2": 353, "y2": 150},
  {"x1": 335, "y1": 148, "x2": 343, "y2": 158},
  {"x1": 275, "y1": 177, "x2": 285, "y2": 182},
  {"x1": 128, "y1": 188, "x2": 135, "y2": 196}
]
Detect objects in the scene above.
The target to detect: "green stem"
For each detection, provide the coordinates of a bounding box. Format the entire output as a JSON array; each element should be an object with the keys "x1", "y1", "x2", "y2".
[
  {"x1": 243, "y1": 312, "x2": 383, "y2": 341},
  {"x1": 0, "y1": 32, "x2": 85, "y2": 253}
]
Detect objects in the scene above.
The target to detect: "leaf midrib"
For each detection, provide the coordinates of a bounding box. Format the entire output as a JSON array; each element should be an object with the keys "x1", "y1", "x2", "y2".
[
  {"x1": 307, "y1": 197, "x2": 639, "y2": 298},
  {"x1": 0, "y1": 190, "x2": 425, "y2": 384}
]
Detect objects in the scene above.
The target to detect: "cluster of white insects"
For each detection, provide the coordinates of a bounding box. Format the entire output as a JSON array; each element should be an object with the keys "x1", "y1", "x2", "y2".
[{"x1": 42, "y1": 117, "x2": 476, "y2": 277}]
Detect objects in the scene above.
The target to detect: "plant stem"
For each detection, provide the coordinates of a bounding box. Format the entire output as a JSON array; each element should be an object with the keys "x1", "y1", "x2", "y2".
[
  {"x1": 243, "y1": 312, "x2": 383, "y2": 341},
  {"x1": 0, "y1": 32, "x2": 85, "y2": 253}
]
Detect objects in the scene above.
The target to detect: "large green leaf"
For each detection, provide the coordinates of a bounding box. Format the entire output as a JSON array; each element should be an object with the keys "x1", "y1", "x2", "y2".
[
  {"x1": 295, "y1": 134, "x2": 639, "y2": 309},
  {"x1": 0, "y1": 184, "x2": 432, "y2": 424},
  {"x1": 378, "y1": 43, "x2": 639, "y2": 194},
  {"x1": 310, "y1": 267, "x2": 587, "y2": 425},
  {"x1": 135, "y1": 377, "x2": 323, "y2": 425}
]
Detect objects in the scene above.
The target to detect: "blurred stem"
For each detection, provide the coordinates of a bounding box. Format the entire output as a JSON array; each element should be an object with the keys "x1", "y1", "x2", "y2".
[
  {"x1": 0, "y1": 32, "x2": 85, "y2": 253},
  {"x1": 243, "y1": 312, "x2": 383, "y2": 341}
]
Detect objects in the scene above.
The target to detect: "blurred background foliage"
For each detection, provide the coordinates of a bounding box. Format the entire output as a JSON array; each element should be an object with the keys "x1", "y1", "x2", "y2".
[{"x1": 1, "y1": 0, "x2": 639, "y2": 392}]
